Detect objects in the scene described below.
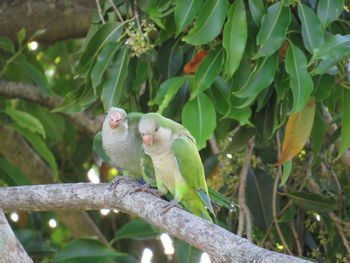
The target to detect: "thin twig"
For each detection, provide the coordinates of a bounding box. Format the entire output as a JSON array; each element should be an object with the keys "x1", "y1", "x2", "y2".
[
  {"x1": 108, "y1": 0, "x2": 125, "y2": 22},
  {"x1": 274, "y1": 133, "x2": 293, "y2": 255},
  {"x1": 237, "y1": 138, "x2": 254, "y2": 241},
  {"x1": 95, "y1": 0, "x2": 105, "y2": 24},
  {"x1": 290, "y1": 222, "x2": 302, "y2": 256}
]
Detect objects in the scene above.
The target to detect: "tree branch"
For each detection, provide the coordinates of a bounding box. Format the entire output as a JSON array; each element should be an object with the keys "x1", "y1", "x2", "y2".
[
  {"x1": 0, "y1": 209, "x2": 33, "y2": 263},
  {"x1": 0, "y1": 0, "x2": 95, "y2": 43},
  {"x1": 0, "y1": 182, "x2": 312, "y2": 263},
  {"x1": 0, "y1": 80, "x2": 103, "y2": 135}
]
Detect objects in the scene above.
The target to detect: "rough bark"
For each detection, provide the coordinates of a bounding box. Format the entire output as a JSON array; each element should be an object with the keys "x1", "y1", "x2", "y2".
[
  {"x1": 0, "y1": 0, "x2": 95, "y2": 43},
  {"x1": 0, "y1": 209, "x2": 33, "y2": 263},
  {"x1": 0, "y1": 126, "x2": 107, "y2": 244},
  {"x1": 0, "y1": 80, "x2": 103, "y2": 135},
  {"x1": 0, "y1": 182, "x2": 313, "y2": 263}
]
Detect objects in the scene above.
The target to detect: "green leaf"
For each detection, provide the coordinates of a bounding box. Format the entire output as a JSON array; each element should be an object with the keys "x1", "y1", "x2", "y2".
[
  {"x1": 298, "y1": 3, "x2": 325, "y2": 54},
  {"x1": 6, "y1": 108, "x2": 46, "y2": 138},
  {"x1": 93, "y1": 131, "x2": 112, "y2": 164},
  {"x1": 53, "y1": 85, "x2": 96, "y2": 113},
  {"x1": 10, "y1": 124, "x2": 59, "y2": 180},
  {"x1": 0, "y1": 37, "x2": 15, "y2": 53},
  {"x1": 17, "y1": 229, "x2": 56, "y2": 255},
  {"x1": 149, "y1": 76, "x2": 187, "y2": 114},
  {"x1": 285, "y1": 42, "x2": 314, "y2": 113},
  {"x1": 113, "y1": 219, "x2": 160, "y2": 240},
  {"x1": 157, "y1": 39, "x2": 184, "y2": 80},
  {"x1": 182, "y1": 0, "x2": 228, "y2": 45},
  {"x1": 207, "y1": 77, "x2": 230, "y2": 115},
  {"x1": 224, "y1": 103, "x2": 252, "y2": 126},
  {"x1": 337, "y1": 88, "x2": 350, "y2": 159},
  {"x1": 0, "y1": 157, "x2": 30, "y2": 186},
  {"x1": 246, "y1": 168, "x2": 274, "y2": 230},
  {"x1": 310, "y1": 103, "x2": 328, "y2": 160},
  {"x1": 235, "y1": 52, "x2": 278, "y2": 99},
  {"x1": 182, "y1": 93, "x2": 216, "y2": 150},
  {"x1": 256, "y1": 2, "x2": 291, "y2": 58},
  {"x1": 77, "y1": 22, "x2": 123, "y2": 75},
  {"x1": 90, "y1": 42, "x2": 120, "y2": 93},
  {"x1": 279, "y1": 160, "x2": 292, "y2": 187},
  {"x1": 191, "y1": 48, "x2": 224, "y2": 98},
  {"x1": 285, "y1": 192, "x2": 338, "y2": 212},
  {"x1": 311, "y1": 34, "x2": 350, "y2": 62},
  {"x1": 317, "y1": 0, "x2": 344, "y2": 28},
  {"x1": 248, "y1": 0, "x2": 264, "y2": 26},
  {"x1": 17, "y1": 28, "x2": 26, "y2": 45},
  {"x1": 16, "y1": 61, "x2": 50, "y2": 95},
  {"x1": 53, "y1": 238, "x2": 119, "y2": 263},
  {"x1": 313, "y1": 74, "x2": 335, "y2": 100},
  {"x1": 174, "y1": 0, "x2": 203, "y2": 35},
  {"x1": 223, "y1": 0, "x2": 247, "y2": 79},
  {"x1": 176, "y1": 240, "x2": 201, "y2": 263},
  {"x1": 101, "y1": 45, "x2": 130, "y2": 110}
]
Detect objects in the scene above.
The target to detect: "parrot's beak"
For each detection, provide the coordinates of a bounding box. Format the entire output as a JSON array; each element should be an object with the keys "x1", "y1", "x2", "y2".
[
  {"x1": 109, "y1": 111, "x2": 122, "y2": 129},
  {"x1": 142, "y1": 134, "x2": 154, "y2": 146}
]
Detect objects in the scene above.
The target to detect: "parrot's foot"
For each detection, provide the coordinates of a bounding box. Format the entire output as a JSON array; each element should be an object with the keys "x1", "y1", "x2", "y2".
[
  {"x1": 132, "y1": 183, "x2": 163, "y2": 197},
  {"x1": 161, "y1": 199, "x2": 183, "y2": 214},
  {"x1": 108, "y1": 176, "x2": 133, "y2": 191}
]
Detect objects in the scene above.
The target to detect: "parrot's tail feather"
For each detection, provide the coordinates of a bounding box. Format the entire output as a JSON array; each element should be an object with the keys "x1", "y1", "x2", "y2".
[
  {"x1": 197, "y1": 190, "x2": 214, "y2": 216},
  {"x1": 208, "y1": 187, "x2": 238, "y2": 212}
]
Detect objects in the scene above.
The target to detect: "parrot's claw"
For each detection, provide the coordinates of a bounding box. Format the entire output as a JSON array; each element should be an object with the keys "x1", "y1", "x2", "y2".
[
  {"x1": 161, "y1": 199, "x2": 183, "y2": 214},
  {"x1": 132, "y1": 183, "x2": 163, "y2": 197},
  {"x1": 108, "y1": 176, "x2": 133, "y2": 191}
]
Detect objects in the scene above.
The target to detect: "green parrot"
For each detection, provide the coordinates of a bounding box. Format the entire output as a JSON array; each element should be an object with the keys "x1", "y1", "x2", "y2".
[
  {"x1": 96, "y1": 107, "x2": 236, "y2": 213},
  {"x1": 138, "y1": 113, "x2": 214, "y2": 221}
]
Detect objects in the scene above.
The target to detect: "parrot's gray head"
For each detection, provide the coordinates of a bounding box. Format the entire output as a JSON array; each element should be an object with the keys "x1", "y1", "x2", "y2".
[
  {"x1": 104, "y1": 107, "x2": 127, "y2": 130},
  {"x1": 138, "y1": 116, "x2": 160, "y2": 146}
]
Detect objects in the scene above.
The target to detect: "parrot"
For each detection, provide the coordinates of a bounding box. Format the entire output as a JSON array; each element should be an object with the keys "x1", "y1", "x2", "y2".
[
  {"x1": 138, "y1": 112, "x2": 214, "y2": 221},
  {"x1": 100, "y1": 107, "x2": 155, "y2": 186},
  {"x1": 97, "y1": 107, "x2": 237, "y2": 213}
]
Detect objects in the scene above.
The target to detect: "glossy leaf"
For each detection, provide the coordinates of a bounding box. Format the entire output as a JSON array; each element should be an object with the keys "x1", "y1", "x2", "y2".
[
  {"x1": 256, "y1": 2, "x2": 291, "y2": 58},
  {"x1": 317, "y1": 0, "x2": 344, "y2": 28},
  {"x1": 276, "y1": 99, "x2": 316, "y2": 166},
  {"x1": 149, "y1": 76, "x2": 187, "y2": 114},
  {"x1": 77, "y1": 23, "x2": 123, "y2": 75},
  {"x1": 16, "y1": 61, "x2": 50, "y2": 95},
  {"x1": 223, "y1": 0, "x2": 247, "y2": 79},
  {"x1": 285, "y1": 192, "x2": 338, "y2": 212},
  {"x1": 113, "y1": 219, "x2": 160, "y2": 240},
  {"x1": 10, "y1": 124, "x2": 59, "y2": 180},
  {"x1": 176, "y1": 240, "x2": 201, "y2": 263},
  {"x1": 313, "y1": 74, "x2": 335, "y2": 100},
  {"x1": 310, "y1": 103, "x2": 328, "y2": 160},
  {"x1": 182, "y1": 0, "x2": 228, "y2": 45},
  {"x1": 90, "y1": 42, "x2": 120, "y2": 92},
  {"x1": 191, "y1": 48, "x2": 224, "y2": 98},
  {"x1": 337, "y1": 88, "x2": 350, "y2": 159},
  {"x1": 0, "y1": 157, "x2": 30, "y2": 186},
  {"x1": 298, "y1": 3, "x2": 324, "y2": 54},
  {"x1": 235, "y1": 52, "x2": 278, "y2": 98},
  {"x1": 182, "y1": 93, "x2": 216, "y2": 149},
  {"x1": 6, "y1": 108, "x2": 46, "y2": 138},
  {"x1": 175, "y1": 0, "x2": 203, "y2": 35},
  {"x1": 101, "y1": 46, "x2": 130, "y2": 110},
  {"x1": 285, "y1": 42, "x2": 314, "y2": 113},
  {"x1": 248, "y1": 0, "x2": 264, "y2": 26},
  {"x1": 311, "y1": 34, "x2": 350, "y2": 62},
  {"x1": 158, "y1": 39, "x2": 184, "y2": 79},
  {"x1": 52, "y1": 238, "x2": 119, "y2": 263},
  {"x1": 279, "y1": 160, "x2": 292, "y2": 187},
  {"x1": 0, "y1": 37, "x2": 15, "y2": 53},
  {"x1": 17, "y1": 28, "x2": 26, "y2": 45}
]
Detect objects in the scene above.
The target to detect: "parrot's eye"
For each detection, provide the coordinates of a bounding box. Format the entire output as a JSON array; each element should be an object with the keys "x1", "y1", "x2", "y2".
[
  {"x1": 155, "y1": 125, "x2": 160, "y2": 132},
  {"x1": 105, "y1": 112, "x2": 108, "y2": 116}
]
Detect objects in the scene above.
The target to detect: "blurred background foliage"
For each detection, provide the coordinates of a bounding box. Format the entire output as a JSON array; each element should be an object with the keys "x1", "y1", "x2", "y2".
[{"x1": 0, "y1": 0, "x2": 350, "y2": 262}]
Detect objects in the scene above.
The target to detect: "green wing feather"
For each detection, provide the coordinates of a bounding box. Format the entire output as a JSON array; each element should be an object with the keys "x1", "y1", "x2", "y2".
[
  {"x1": 140, "y1": 149, "x2": 156, "y2": 186},
  {"x1": 172, "y1": 136, "x2": 214, "y2": 215}
]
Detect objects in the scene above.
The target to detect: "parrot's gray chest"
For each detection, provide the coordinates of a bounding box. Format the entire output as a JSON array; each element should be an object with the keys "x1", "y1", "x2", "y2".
[{"x1": 102, "y1": 133, "x2": 141, "y2": 175}]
